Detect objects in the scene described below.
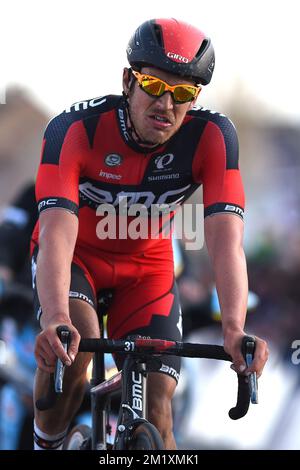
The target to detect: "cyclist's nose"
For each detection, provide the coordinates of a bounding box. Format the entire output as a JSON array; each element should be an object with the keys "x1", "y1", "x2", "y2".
[{"x1": 156, "y1": 91, "x2": 174, "y2": 110}]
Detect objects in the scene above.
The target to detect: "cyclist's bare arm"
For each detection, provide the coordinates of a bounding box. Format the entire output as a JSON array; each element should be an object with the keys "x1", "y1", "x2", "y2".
[
  {"x1": 35, "y1": 209, "x2": 81, "y2": 372},
  {"x1": 204, "y1": 213, "x2": 268, "y2": 377}
]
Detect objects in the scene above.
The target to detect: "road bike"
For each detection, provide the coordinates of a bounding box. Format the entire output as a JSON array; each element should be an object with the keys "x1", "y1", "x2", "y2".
[{"x1": 36, "y1": 317, "x2": 257, "y2": 450}]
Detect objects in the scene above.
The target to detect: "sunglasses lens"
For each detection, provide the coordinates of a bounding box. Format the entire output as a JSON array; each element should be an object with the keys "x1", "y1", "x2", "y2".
[
  {"x1": 141, "y1": 78, "x2": 165, "y2": 97},
  {"x1": 173, "y1": 86, "x2": 197, "y2": 103},
  {"x1": 134, "y1": 71, "x2": 200, "y2": 103}
]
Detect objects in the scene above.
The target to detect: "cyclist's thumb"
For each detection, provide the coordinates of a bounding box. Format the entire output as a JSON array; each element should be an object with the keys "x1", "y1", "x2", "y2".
[{"x1": 231, "y1": 351, "x2": 247, "y2": 374}]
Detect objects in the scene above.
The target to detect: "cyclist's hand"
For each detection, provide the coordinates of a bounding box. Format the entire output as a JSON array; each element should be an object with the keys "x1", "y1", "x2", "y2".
[
  {"x1": 224, "y1": 330, "x2": 268, "y2": 378},
  {"x1": 244, "y1": 334, "x2": 268, "y2": 378},
  {"x1": 35, "y1": 318, "x2": 81, "y2": 373}
]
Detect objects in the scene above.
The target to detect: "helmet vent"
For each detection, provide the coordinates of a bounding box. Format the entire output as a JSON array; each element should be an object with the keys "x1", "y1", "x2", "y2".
[
  {"x1": 195, "y1": 39, "x2": 209, "y2": 59},
  {"x1": 153, "y1": 24, "x2": 164, "y2": 48}
]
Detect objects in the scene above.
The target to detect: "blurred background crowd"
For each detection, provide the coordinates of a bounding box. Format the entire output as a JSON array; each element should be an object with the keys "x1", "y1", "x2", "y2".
[{"x1": 1, "y1": 0, "x2": 300, "y2": 450}]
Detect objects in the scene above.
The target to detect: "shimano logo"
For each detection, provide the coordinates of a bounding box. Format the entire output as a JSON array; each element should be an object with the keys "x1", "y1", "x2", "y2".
[
  {"x1": 132, "y1": 372, "x2": 143, "y2": 411},
  {"x1": 224, "y1": 204, "x2": 244, "y2": 217},
  {"x1": 65, "y1": 97, "x2": 106, "y2": 113},
  {"x1": 38, "y1": 198, "x2": 58, "y2": 212},
  {"x1": 99, "y1": 170, "x2": 122, "y2": 180},
  {"x1": 167, "y1": 52, "x2": 189, "y2": 63},
  {"x1": 148, "y1": 174, "x2": 179, "y2": 181},
  {"x1": 118, "y1": 108, "x2": 130, "y2": 141}
]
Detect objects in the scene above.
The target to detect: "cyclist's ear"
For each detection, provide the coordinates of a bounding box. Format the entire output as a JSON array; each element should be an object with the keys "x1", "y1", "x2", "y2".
[
  {"x1": 123, "y1": 68, "x2": 131, "y2": 96},
  {"x1": 188, "y1": 97, "x2": 197, "y2": 110}
]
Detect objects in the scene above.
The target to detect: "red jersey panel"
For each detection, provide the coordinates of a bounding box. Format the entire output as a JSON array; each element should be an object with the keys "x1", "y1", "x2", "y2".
[{"x1": 32, "y1": 95, "x2": 245, "y2": 254}]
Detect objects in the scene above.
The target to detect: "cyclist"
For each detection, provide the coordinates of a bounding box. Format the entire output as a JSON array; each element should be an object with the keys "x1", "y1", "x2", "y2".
[{"x1": 32, "y1": 18, "x2": 269, "y2": 450}]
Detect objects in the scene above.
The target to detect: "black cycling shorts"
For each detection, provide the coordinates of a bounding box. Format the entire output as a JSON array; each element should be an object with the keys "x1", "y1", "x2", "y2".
[{"x1": 31, "y1": 247, "x2": 182, "y2": 383}]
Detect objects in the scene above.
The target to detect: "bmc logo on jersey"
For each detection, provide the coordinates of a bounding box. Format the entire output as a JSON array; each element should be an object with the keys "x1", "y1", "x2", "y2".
[
  {"x1": 155, "y1": 153, "x2": 174, "y2": 170},
  {"x1": 79, "y1": 181, "x2": 191, "y2": 209},
  {"x1": 65, "y1": 97, "x2": 106, "y2": 113},
  {"x1": 167, "y1": 52, "x2": 189, "y2": 63},
  {"x1": 225, "y1": 204, "x2": 244, "y2": 217},
  {"x1": 38, "y1": 198, "x2": 58, "y2": 212}
]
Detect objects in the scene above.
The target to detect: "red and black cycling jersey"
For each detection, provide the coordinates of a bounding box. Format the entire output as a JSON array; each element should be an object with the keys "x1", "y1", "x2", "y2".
[{"x1": 32, "y1": 95, "x2": 244, "y2": 254}]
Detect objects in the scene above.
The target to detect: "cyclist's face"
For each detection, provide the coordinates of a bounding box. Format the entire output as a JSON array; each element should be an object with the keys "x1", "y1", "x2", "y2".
[{"x1": 123, "y1": 67, "x2": 197, "y2": 146}]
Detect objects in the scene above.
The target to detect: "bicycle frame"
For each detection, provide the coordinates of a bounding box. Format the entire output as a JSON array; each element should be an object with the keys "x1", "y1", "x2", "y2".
[{"x1": 90, "y1": 348, "x2": 162, "y2": 449}]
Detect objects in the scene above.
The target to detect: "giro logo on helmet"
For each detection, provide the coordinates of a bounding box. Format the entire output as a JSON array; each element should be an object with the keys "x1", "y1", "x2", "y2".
[{"x1": 167, "y1": 52, "x2": 189, "y2": 63}]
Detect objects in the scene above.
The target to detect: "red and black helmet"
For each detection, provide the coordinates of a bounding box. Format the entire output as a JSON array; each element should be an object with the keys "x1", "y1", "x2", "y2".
[{"x1": 127, "y1": 18, "x2": 215, "y2": 85}]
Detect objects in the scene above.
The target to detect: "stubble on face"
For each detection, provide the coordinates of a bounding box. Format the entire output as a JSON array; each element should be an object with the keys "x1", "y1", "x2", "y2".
[{"x1": 126, "y1": 67, "x2": 196, "y2": 147}]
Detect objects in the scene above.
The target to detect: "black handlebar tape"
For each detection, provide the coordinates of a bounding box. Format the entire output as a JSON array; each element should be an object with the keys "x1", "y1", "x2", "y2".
[
  {"x1": 179, "y1": 343, "x2": 232, "y2": 361},
  {"x1": 228, "y1": 335, "x2": 257, "y2": 419},
  {"x1": 228, "y1": 374, "x2": 250, "y2": 420}
]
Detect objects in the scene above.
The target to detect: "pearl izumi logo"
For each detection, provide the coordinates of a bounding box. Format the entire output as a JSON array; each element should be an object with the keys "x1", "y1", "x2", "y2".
[
  {"x1": 149, "y1": 153, "x2": 179, "y2": 181},
  {"x1": 155, "y1": 153, "x2": 174, "y2": 170},
  {"x1": 105, "y1": 154, "x2": 123, "y2": 167}
]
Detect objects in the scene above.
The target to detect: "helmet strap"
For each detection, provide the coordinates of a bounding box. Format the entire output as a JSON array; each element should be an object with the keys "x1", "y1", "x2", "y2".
[{"x1": 123, "y1": 98, "x2": 157, "y2": 147}]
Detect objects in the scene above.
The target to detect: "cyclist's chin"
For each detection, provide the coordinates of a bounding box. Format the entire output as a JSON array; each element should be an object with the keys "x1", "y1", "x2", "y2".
[{"x1": 139, "y1": 127, "x2": 174, "y2": 147}]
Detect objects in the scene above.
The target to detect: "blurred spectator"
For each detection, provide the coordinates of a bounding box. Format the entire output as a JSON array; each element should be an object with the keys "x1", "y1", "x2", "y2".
[
  {"x1": 0, "y1": 87, "x2": 49, "y2": 205},
  {"x1": 0, "y1": 182, "x2": 37, "y2": 450}
]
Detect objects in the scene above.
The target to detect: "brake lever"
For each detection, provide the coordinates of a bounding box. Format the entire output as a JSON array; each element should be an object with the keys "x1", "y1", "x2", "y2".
[
  {"x1": 55, "y1": 326, "x2": 71, "y2": 393},
  {"x1": 242, "y1": 336, "x2": 258, "y2": 404}
]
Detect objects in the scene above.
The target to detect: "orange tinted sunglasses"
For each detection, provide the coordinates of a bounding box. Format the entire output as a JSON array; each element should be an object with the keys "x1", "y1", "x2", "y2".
[{"x1": 132, "y1": 70, "x2": 201, "y2": 104}]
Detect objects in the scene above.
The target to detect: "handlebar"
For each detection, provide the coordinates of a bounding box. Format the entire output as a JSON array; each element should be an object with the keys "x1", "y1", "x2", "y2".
[{"x1": 36, "y1": 327, "x2": 258, "y2": 420}]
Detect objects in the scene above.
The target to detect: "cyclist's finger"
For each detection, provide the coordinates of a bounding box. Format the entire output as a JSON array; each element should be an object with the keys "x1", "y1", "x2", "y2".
[
  {"x1": 34, "y1": 339, "x2": 53, "y2": 364},
  {"x1": 230, "y1": 362, "x2": 247, "y2": 374},
  {"x1": 51, "y1": 339, "x2": 72, "y2": 365},
  {"x1": 57, "y1": 326, "x2": 80, "y2": 363},
  {"x1": 35, "y1": 354, "x2": 55, "y2": 373},
  {"x1": 39, "y1": 342, "x2": 57, "y2": 364},
  {"x1": 67, "y1": 330, "x2": 81, "y2": 362},
  {"x1": 246, "y1": 340, "x2": 269, "y2": 377},
  {"x1": 231, "y1": 349, "x2": 247, "y2": 374}
]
